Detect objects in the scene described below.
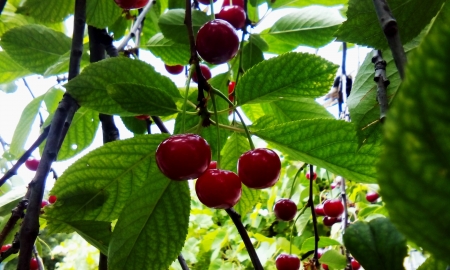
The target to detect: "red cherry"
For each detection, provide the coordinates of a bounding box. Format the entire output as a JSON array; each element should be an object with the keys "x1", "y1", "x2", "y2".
[
  {"x1": 156, "y1": 134, "x2": 211, "y2": 181},
  {"x1": 274, "y1": 199, "x2": 297, "y2": 221},
  {"x1": 1, "y1": 244, "x2": 11, "y2": 252},
  {"x1": 114, "y1": 0, "x2": 149, "y2": 9},
  {"x1": 208, "y1": 161, "x2": 217, "y2": 170},
  {"x1": 41, "y1": 200, "x2": 49, "y2": 208},
  {"x1": 30, "y1": 258, "x2": 39, "y2": 270},
  {"x1": 322, "y1": 264, "x2": 329, "y2": 270},
  {"x1": 217, "y1": 6, "x2": 246, "y2": 30},
  {"x1": 196, "y1": 19, "x2": 239, "y2": 65},
  {"x1": 317, "y1": 248, "x2": 324, "y2": 259},
  {"x1": 48, "y1": 195, "x2": 57, "y2": 204},
  {"x1": 25, "y1": 158, "x2": 40, "y2": 171},
  {"x1": 314, "y1": 204, "x2": 326, "y2": 216},
  {"x1": 135, "y1": 115, "x2": 150, "y2": 120},
  {"x1": 165, "y1": 64, "x2": 184, "y2": 75},
  {"x1": 192, "y1": 64, "x2": 212, "y2": 83},
  {"x1": 228, "y1": 81, "x2": 236, "y2": 95},
  {"x1": 323, "y1": 216, "x2": 340, "y2": 227},
  {"x1": 238, "y1": 148, "x2": 281, "y2": 189},
  {"x1": 197, "y1": 0, "x2": 217, "y2": 4},
  {"x1": 366, "y1": 191, "x2": 380, "y2": 203},
  {"x1": 306, "y1": 172, "x2": 317, "y2": 180},
  {"x1": 195, "y1": 169, "x2": 242, "y2": 209},
  {"x1": 223, "y1": 0, "x2": 245, "y2": 8},
  {"x1": 351, "y1": 259, "x2": 361, "y2": 270},
  {"x1": 275, "y1": 253, "x2": 300, "y2": 270},
  {"x1": 323, "y1": 199, "x2": 344, "y2": 217},
  {"x1": 330, "y1": 182, "x2": 338, "y2": 189}
]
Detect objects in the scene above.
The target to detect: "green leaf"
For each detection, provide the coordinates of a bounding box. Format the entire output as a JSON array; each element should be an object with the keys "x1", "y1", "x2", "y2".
[
  {"x1": 16, "y1": 0, "x2": 74, "y2": 23},
  {"x1": 249, "y1": 34, "x2": 269, "y2": 51},
  {"x1": 106, "y1": 83, "x2": 179, "y2": 116},
  {"x1": 45, "y1": 134, "x2": 171, "y2": 233},
  {"x1": 121, "y1": 116, "x2": 148, "y2": 134},
  {"x1": 241, "y1": 42, "x2": 264, "y2": 72},
  {"x1": 0, "y1": 81, "x2": 18, "y2": 94},
  {"x1": 146, "y1": 33, "x2": 190, "y2": 65},
  {"x1": 57, "y1": 107, "x2": 100, "y2": 161},
  {"x1": 256, "y1": 29, "x2": 299, "y2": 55},
  {"x1": 319, "y1": 249, "x2": 347, "y2": 269},
  {"x1": 108, "y1": 180, "x2": 190, "y2": 270},
  {"x1": 158, "y1": 9, "x2": 210, "y2": 44},
  {"x1": 417, "y1": 256, "x2": 448, "y2": 270},
  {"x1": 220, "y1": 133, "x2": 259, "y2": 216},
  {"x1": 65, "y1": 57, "x2": 181, "y2": 115},
  {"x1": 0, "y1": 52, "x2": 30, "y2": 84},
  {"x1": 236, "y1": 52, "x2": 338, "y2": 105},
  {"x1": 301, "y1": 237, "x2": 341, "y2": 251},
  {"x1": 1, "y1": 25, "x2": 71, "y2": 74},
  {"x1": 378, "y1": 4, "x2": 450, "y2": 264},
  {"x1": 9, "y1": 95, "x2": 44, "y2": 157},
  {"x1": 343, "y1": 218, "x2": 407, "y2": 270},
  {"x1": 336, "y1": 0, "x2": 444, "y2": 49},
  {"x1": 347, "y1": 35, "x2": 422, "y2": 145},
  {"x1": 44, "y1": 48, "x2": 91, "y2": 77},
  {"x1": 65, "y1": 220, "x2": 111, "y2": 255},
  {"x1": 264, "y1": 6, "x2": 344, "y2": 49},
  {"x1": 169, "y1": 0, "x2": 185, "y2": 9},
  {"x1": 254, "y1": 119, "x2": 380, "y2": 183},
  {"x1": 108, "y1": 15, "x2": 130, "y2": 41},
  {"x1": 0, "y1": 3, "x2": 29, "y2": 38},
  {"x1": 140, "y1": 3, "x2": 162, "y2": 46},
  {"x1": 271, "y1": 0, "x2": 347, "y2": 9},
  {"x1": 86, "y1": 0, "x2": 122, "y2": 29}
]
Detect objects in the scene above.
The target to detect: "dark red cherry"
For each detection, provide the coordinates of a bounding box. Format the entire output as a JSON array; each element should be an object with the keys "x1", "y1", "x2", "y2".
[
  {"x1": 135, "y1": 115, "x2": 150, "y2": 120},
  {"x1": 323, "y1": 198, "x2": 344, "y2": 217},
  {"x1": 314, "y1": 204, "x2": 326, "y2": 216},
  {"x1": 323, "y1": 216, "x2": 340, "y2": 227},
  {"x1": 114, "y1": 0, "x2": 149, "y2": 10},
  {"x1": 192, "y1": 64, "x2": 212, "y2": 83},
  {"x1": 223, "y1": 0, "x2": 244, "y2": 8},
  {"x1": 366, "y1": 191, "x2": 380, "y2": 203},
  {"x1": 196, "y1": 19, "x2": 239, "y2": 65},
  {"x1": 30, "y1": 258, "x2": 39, "y2": 270},
  {"x1": 25, "y1": 158, "x2": 40, "y2": 171},
  {"x1": 217, "y1": 6, "x2": 246, "y2": 30},
  {"x1": 306, "y1": 172, "x2": 317, "y2": 180},
  {"x1": 208, "y1": 161, "x2": 217, "y2": 170},
  {"x1": 275, "y1": 253, "x2": 300, "y2": 270},
  {"x1": 238, "y1": 148, "x2": 281, "y2": 189},
  {"x1": 48, "y1": 195, "x2": 57, "y2": 204},
  {"x1": 1, "y1": 244, "x2": 11, "y2": 252},
  {"x1": 351, "y1": 259, "x2": 361, "y2": 270},
  {"x1": 274, "y1": 199, "x2": 297, "y2": 221},
  {"x1": 165, "y1": 64, "x2": 184, "y2": 75}
]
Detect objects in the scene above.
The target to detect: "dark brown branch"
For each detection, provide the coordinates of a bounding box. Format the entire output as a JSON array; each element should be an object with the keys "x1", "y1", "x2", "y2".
[
  {"x1": 22, "y1": 79, "x2": 44, "y2": 126},
  {"x1": 99, "y1": 252, "x2": 108, "y2": 270},
  {"x1": 0, "y1": 125, "x2": 50, "y2": 187},
  {"x1": 151, "y1": 116, "x2": 170, "y2": 134},
  {"x1": 225, "y1": 208, "x2": 263, "y2": 270},
  {"x1": 0, "y1": 199, "x2": 27, "y2": 247},
  {"x1": 32, "y1": 245, "x2": 44, "y2": 270},
  {"x1": 340, "y1": 177, "x2": 352, "y2": 268},
  {"x1": 0, "y1": 232, "x2": 20, "y2": 262},
  {"x1": 178, "y1": 254, "x2": 189, "y2": 270},
  {"x1": 372, "y1": 50, "x2": 390, "y2": 122},
  {"x1": 308, "y1": 165, "x2": 320, "y2": 267},
  {"x1": 0, "y1": 0, "x2": 6, "y2": 16},
  {"x1": 372, "y1": 0, "x2": 407, "y2": 79}
]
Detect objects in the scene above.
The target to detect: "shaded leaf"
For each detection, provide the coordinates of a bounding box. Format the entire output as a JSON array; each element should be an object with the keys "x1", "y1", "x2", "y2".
[
  {"x1": 86, "y1": 0, "x2": 122, "y2": 29},
  {"x1": 0, "y1": 51, "x2": 30, "y2": 84},
  {"x1": 301, "y1": 237, "x2": 341, "y2": 251},
  {"x1": 146, "y1": 33, "x2": 190, "y2": 65},
  {"x1": 17, "y1": 0, "x2": 74, "y2": 23},
  {"x1": 319, "y1": 249, "x2": 347, "y2": 269},
  {"x1": 121, "y1": 116, "x2": 148, "y2": 134},
  {"x1": 242, "y1": 42, "x2": 264, "y2": 72},
  {"x1": 271, "y1": 0, "x2": 347, "y2": 9},
  {"x1": 159, "y1": 9, "x2": 209, "y2": 44}
]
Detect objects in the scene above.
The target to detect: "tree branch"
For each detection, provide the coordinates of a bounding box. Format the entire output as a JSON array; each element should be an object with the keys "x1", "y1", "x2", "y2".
[
  {"x1": 225, "y1": 208, "x2": 263, "y2": 270},
  {"x1": 0, "y1": 125, "x2": 50, "y2": 187},
  {"x1": 178, "y1": 254, "x2": 189, "y2": 270},
  {"x1": 151, "y1": 116, "x2": 170, "y2": 134},
  {"x1": 372, "y1": 50, "x2": 390, "y2": 122},
  {"x1": 340, "y1": 177, "x2": 352, "y2": 267},
  {"x1": 116, "y1": 0, "x2": 156, "y2": 52},
  {"x1": 16, "y1": 0, "x2": 85, "y2": 268},
  {"x1": 0, "y1": 199, "x2": 27, "y2": 247},
  {"x1": 372, "y1": 0, "x2": 407, "y2": 79},
  {"x1": 0, "y1": 0, "x2": 6, "y2": 16},
  {"x1": 0, "y1": 232, "x2": 20, "y2": 262},
  {"x1": 308, "y1": 165, "x2": 320, "y2": 267},
  {"x1": 99, "y1": 252, "x2": 108, "y2": 270}
]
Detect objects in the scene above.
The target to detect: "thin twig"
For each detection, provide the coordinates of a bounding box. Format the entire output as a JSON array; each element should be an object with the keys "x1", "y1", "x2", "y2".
[
  {"x1": 225, "y1": 208, "x2": 263, "y2": 270},
  {"x1": 178, "y1": 254, "x2": 189, "y2": 270},
  {"x1": 0, "y1": 199, "x2": 27, "y2": 247},
  {"x1": 117, "y1": 1, "x2": 156, "y2": 51},
  {"x1": 17, "y1": 0, "x2": 84, "y2": 267},
  {"x1": 22, "y1": 79, "x2": 44, "y2": 127},
  {"x1": 372, "y1": 0, "x2": 407, "y2": 79},
  {"x1": 0, "y1": 125, "x2": 51, "y2": 187},
  {"x1": 99, "y1": 114, "x2": 120, "y2": 143},
  {"x1": 99, "y1": 252, "x2": 108, "y2": 270},
  {"x1": 308, "y1": 165, "x2": 320, "y2": 267},
  {"x1": 0, "y1": 0, "x2": 6, "y2": 16},
  {"x1": 340, "y1": 177, "x2": 352, "y2": 267},
  {"x1": 151, "y1": 116, "x2": 170, "y2": 134},
  {"x1": 145, "y1": 118, "x2": 152, "y2": 134},
  {"x1": 0, "y1": 232, "x2": 20, "y2": 262},
  {"x1": 372, "y1": 50, "x2": 390, "y2": 122}
]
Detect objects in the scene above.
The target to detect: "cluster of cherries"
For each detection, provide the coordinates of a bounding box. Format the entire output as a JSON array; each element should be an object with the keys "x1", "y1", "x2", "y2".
[
  {"x1": 155, "y1": 133, "x2": 281, "y2": 209},
  {"x1": 0, "y1": 245, "x2": 39, "y2": 269}
]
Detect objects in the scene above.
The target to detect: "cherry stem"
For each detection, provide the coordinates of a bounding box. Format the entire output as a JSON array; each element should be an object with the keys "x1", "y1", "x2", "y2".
[
  {"x1": 209, "y1": 120, "x2": 245, "y2": 133},
  {"x1": 308, "y1": 165, "x2": 320, "y2": 267},
  {"x1": 151, "y1": 116, "x2": 170, "y2": 134},
  {"x1": 209, "y1": 0, "x2": 215, "y2": 20},
  {"x1": 210, "y1": 91, "x2": 221, "y2": 167},
  {"x1": 289, "y1": 204, "x2": 308, "y2": 255},
  {"x1": 0, "y1": 125, "x2": 51, "y2": 187},
  {"x1": 288, "y1": 163, "x2": 307, "y2": 199},
  {"x1": 225, "y1": 208, "x2": 263, "y2": 270},
  {"x1": 22, "y1": 79, "x2": 44, "y2": 127},
  {"x1": 178, "y1": 254, "x2": 190, "y2": 270},
  {"x1": 182, "y1": 65, "x2": 195, "y2": 133}
]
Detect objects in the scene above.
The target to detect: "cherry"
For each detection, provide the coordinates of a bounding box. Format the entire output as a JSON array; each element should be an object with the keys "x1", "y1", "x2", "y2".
[
  {"x1": 25, "y1": 158, "x2": 40, "y2": 171},
  {"x1": 135, "y1": 115, "x2": 150, "y2": 120},
  {"x1": 322, "y1": 264, "x2": 329, "y2": 270},
  {"x1": 314, "y1": 204, "x2": 326, "y2": 216},
  {"x1": 217, "y1": 6, "x2": 246, "y2": 30},
  {"x1": 306, "y1": 172, "x2": 317, "y2": 180},
  {"x1": 48, "y1": 195, "x2": 57, "y2": 204},
  {"x1": 197, "y1": 0, "x2": 217, "y2": 4},
  {"x1": 156, "y1": 134, "x2": 211, "y2": 181},
  {"x1": 1, "y1": 244, "x2": 11, "y2": 252},
  {"x1": 192, "y1": 64, "x2": 212, "y2": 83},
  {"x1": 196, "y1": 19, "x2": 239, "y2": 65},
  {"x1": 30, "y1": 258, "x2": 39, "y2": 270},
  {"x1": 275, "y1": 253, "x2": 300, "y2": 270},
  {"x1": 351, "y1": 259, "x2": 361, "y2": 270},
  {"x1": 114, "y1": 0, "x2": 149, "y2": 9},
  {"x1": 323, "y1": 198, "x2": 344, "y2": 217},
  {"x1": 208, "y1": 161, "x2": 217, "y2": 170},
  {"x1": 238, "y1": 148, "x2": 281, "y2": 189},
  {"x1": 223, "y1": 0, "x2": 245, "y2": 8},
  {"x1": 195, "y1": 169, "x2": 241, "y2": 209},
  {"x1": 274, "y1": 199, "x2": 297, "y2": 221},
  {"x1": 228, "y1": 81, "x2": 235, "y2": 95},
  {"x1": 323, "y1": 216, "x2": 341, "y2": 227},
  {"x1": 165, "y1": 64, "x2": 184, "y2": 75},
  {"x1": 317, "y1": 248, "x2": 324, "y2": 259},
  {"x1": 366, "y1": 191, "x2": 380, "y2": 203},
  {"x1": 41, "y1": 200, "x2": 50, "y2": 208},
  {"x1": 330, "y1": 182, "x2": 338, "y2": 189}
]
